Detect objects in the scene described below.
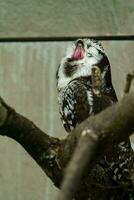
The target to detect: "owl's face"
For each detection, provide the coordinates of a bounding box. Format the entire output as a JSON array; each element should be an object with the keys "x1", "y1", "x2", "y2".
[{"x1": 66, "y1": 38, "x2": 104, "y2": 63}]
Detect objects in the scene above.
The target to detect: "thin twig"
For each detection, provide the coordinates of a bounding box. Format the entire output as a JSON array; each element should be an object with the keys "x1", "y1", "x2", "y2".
[
  {"x1": 91, "y1": 66, "x2": 102, "y2": 96},
  {"x1": 124, "y1": 71, "x2": 134, "y2": 95}
]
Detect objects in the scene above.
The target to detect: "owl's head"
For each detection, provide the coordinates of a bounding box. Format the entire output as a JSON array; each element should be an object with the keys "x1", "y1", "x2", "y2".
[{"x1": 65, "y1": 38, "x2": 105, "y2": 62}]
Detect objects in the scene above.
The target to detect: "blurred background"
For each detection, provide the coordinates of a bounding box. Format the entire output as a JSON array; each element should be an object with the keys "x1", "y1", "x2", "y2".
[{"x1": 0, "y1": 0, "x2": 133, "y2": 199}]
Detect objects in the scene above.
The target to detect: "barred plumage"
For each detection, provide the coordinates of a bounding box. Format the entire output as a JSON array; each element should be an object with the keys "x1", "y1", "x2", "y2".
[
  {"x1": 58, "y1": 78, "x2": 93, "y2": 132},
  {"x1": 56, "y1": 38, "x2": 117, "y2": 132},
  {"x1": 56, "y1": 38, "x2": 134, "y2": 196}
]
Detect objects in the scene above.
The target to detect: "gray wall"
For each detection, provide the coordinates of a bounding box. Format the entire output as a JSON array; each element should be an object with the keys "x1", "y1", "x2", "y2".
[
  {"x1": 0, "y1": 41, "x2": 133, "y2": 200},
  {"x1": 0, "y1": 0, "x2": 133, "y2": 38}
]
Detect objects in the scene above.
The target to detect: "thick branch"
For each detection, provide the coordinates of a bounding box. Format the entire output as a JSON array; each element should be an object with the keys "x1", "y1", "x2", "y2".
[
  {"x1": 0, "y1": 98, "x2": 63, "y2": 187},
  {"x1": 58, "y1": 130, "x2": 98, "y2": 200},
  {"x1": 0, "y1": 94, "x2": 133, "y2": 199},
  {"x1": 62, "y1": 93, "x2": 134, "y2": 166},
  {"x1": 58, "y1": 93, "x2": 134, "y2": 200}
]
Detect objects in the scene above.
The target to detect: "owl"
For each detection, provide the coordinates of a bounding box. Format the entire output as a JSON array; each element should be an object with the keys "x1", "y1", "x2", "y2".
[
  {"x1": 56, "y1": 39, "x2": 134, "y2": 197},
  {"x1": 56, "y1": 38, "x2": 117, "y2": 132}
]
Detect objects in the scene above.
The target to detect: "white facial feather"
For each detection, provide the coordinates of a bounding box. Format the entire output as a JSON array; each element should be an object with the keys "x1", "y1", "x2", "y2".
[
  {"x1": 57, "y1": 39, "x2": 104, "y2": 90},
  {"x1": 58, "y1": 57, "x2": 100, "y2": 90}
]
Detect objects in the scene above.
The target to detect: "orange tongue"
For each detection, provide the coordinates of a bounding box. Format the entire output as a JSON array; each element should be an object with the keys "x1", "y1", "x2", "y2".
[{"x1": 72, "y1": 47, "x2": 84, "y2": 60}]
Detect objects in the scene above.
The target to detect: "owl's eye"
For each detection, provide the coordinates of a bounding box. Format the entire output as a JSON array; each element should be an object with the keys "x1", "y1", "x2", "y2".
[{"x1": 87, "y1": 52, "x2": 92, "y2": 57}]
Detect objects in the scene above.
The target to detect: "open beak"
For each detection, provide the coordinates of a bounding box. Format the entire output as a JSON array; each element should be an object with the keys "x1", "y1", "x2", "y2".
[{"x1": 71, "y1": 39, "x2": 85, "y2": 61}]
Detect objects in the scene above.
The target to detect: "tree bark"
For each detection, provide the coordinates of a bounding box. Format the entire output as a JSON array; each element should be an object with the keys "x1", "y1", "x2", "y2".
[{"x1": 0, "y1": 94, "x2": 133, "y2": 199}]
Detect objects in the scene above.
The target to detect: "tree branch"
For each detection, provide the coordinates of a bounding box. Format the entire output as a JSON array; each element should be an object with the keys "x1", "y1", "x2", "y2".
[
  {"x1": 0, "y1": 94, "x2": 133, "y2": 199},
  {"x1": 58, "y1": 93, "x2": 134, "y2": 200},
  {"x1": 0, "y1": 97, "x2": 63, "y2": 187},
  {"x1": 124, "y1": 71, "x2": 134, "y2": 94},
  {"x1": 58, "y1": 130, "x2": 98, "y2": 200}
]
